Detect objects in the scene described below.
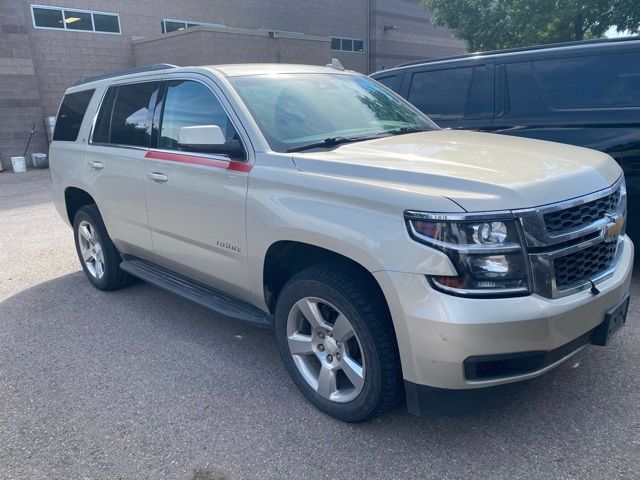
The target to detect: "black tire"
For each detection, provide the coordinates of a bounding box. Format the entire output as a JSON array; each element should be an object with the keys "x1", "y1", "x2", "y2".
[
  {"x1": 73, "y1": 204, "x2": 134, "y2": 291},
  {"x1": 275, "y1": 264, "x2": 402, "y2": 422}
]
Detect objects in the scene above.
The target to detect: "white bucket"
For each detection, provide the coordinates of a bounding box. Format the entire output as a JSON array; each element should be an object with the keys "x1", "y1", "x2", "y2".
[
  {"x1": 31, "y1": 153, "x2": 48, "y2": 168},
  {"x1": 11, "y1": 156, "x2": 27, "y2": 173}
]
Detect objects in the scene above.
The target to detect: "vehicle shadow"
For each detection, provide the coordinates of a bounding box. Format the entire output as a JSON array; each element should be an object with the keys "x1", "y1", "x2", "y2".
[{"x1": 0, "y1": 270, "x2": 636, "y2": 456}]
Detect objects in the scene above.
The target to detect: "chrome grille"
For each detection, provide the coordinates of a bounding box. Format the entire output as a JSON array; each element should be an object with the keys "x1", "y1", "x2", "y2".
[
  {"x1": 544, "y1": 189, "x2": 621, "y2": 234},
  {"x1": 553, "y1": 241, "x2": 618, "y2": 289},
  {"x1": 514, "y1": 177, "x2": 626, "y2": 299}
]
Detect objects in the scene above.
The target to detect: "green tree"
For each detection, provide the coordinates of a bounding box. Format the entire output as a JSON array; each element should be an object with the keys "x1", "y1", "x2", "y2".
[{"x1": 421, "y1": 0, "x2": 640, "y2": 51}]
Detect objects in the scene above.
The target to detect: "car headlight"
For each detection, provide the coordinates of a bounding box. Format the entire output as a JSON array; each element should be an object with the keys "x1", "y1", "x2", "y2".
[{"x1": 405, "y1": 211, "x2": 530, "y2": 297}]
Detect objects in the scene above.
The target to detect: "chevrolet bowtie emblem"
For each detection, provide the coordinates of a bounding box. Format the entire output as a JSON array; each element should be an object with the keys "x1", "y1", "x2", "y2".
[{"x1": 603, "y1": 214, "x2": 624, "y2": 242}]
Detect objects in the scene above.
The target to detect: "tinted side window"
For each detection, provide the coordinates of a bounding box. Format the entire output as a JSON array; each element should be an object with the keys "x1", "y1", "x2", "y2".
[
  {"x1": 93, "y1": 87, "x2": 117, "y2": 144},
  {"x1": 53, "y1": 89, "x2": 95, "y2": 141},
  {"x1": 159, "y1": 80, "x2": 245, "y2": 160},
  {"x1": 535, "y1": 52, "x2": 640, "y2": 109},
  {"x1": 375, "y1": 75, "x2": 400, "y2": 93},
  {"x1": 109, "y1": 82, "x2": 160, "y2": 147},
  {"x1": 466, "y1": 65, "x2": 494, "y2": 118},
  {"x1": 408, "y1": 67, "x2": 474, "y2": 118}
]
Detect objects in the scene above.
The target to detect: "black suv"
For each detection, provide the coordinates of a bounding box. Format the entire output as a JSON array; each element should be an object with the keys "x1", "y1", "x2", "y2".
[{"x1": 372, "y1": 37, "x2": 640, "y2": 240}]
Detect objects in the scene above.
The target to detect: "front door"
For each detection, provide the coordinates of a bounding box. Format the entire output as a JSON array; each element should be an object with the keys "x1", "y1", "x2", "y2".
[{"x1": 143, "y1": 77, "x2": 252, "y2": 300}]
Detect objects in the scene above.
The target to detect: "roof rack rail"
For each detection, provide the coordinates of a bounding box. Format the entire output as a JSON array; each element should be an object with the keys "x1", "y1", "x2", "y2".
[
  {"x1": 74, "y1": 64, "x2": 178, "y2": 86},
  {"x1": 394, "y1": 35, "x2": 640, "y2": 69}
]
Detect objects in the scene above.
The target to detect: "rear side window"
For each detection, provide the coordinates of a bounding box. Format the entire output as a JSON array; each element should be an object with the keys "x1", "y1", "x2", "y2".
[
  {"x1": 409, "y1": 67, "x2": 473, "y2": 118},
  {"x1": 534, "y1": 52, "x2": 640, "y2": 109},
  {"x1": 375, "y1": 74, "x2": 401, "y2": 93},
  {"x1": 158, "y1": 80, "x2": 245, "y2": 159},
  {"x1": 466, "y1": 65, "x2": 494, "y2": 118},
  {"x1": 95, "y1": 82, "x2": 160, "y2": 147},
  {"x1": 407, "y1": 65, "x2": 493, "y2": 119},
  {"x1": 93, "y1": 87, "x2": 117, "y2": 144},
  {"x1": 53, "y1": 89, "x2": 95, "y2": 141}
]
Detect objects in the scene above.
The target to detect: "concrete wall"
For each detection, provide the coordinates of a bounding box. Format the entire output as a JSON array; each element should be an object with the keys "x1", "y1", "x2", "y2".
[
  {"x1": 0, "y1": 2, "x2": 47, "y2": 170},
  {"x1": 369, "y1": 0, "x2": 465, "y2": 72},
  {"x1": 133, "y1": 27, "x2": 331, "y2": 70}
]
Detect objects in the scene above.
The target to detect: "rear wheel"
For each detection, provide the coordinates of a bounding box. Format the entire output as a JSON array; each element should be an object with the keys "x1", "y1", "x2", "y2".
[
  {"x1": 73, "y1": 204, "x2": 133, "y2": 290},
  {"x1": 275, "y1": 264, "x2": 402, "y2": 422}
]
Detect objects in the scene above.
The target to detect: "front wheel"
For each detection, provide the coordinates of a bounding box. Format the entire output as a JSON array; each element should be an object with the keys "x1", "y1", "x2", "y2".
[{"x1": 275, "y1": 264, "x2": 402, "y2": 422}]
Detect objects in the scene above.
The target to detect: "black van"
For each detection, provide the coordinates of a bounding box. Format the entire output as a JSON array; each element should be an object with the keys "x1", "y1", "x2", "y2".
[{"x1": 372, "y1": 37, "x2": 640, "y2": 240}]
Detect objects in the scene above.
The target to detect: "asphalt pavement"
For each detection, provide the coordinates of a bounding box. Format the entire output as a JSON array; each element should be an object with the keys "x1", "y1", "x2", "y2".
[{"x1": 1, "y1": 169, "x2": 639, "y2": 479}]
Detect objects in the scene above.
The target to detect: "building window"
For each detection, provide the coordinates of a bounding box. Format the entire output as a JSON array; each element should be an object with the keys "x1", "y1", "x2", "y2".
[
  {"x1": 31, "y1": 5, "x2": 120, "y2": 34},
  {"x1": 331, "y1": 37, "x2": 365, "y2": 53},
  {"x1": 161, "y1": 19, "x2": 225, "y2": 34}
]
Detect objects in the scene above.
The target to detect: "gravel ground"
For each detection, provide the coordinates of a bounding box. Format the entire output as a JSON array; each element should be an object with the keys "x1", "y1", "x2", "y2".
[{"x1": 1, "y1": 169, "x2": 639, "y2": 480}]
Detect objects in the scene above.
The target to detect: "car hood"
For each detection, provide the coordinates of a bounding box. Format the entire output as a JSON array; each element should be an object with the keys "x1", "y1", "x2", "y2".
[{"x1": 291, "y1": 129, "x2": 622, "y2": 212}]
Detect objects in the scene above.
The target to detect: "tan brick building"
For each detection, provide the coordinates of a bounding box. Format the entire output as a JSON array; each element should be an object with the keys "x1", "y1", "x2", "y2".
[{"x1": 0, "y1": 1, "x2": 464, "y2": 168}]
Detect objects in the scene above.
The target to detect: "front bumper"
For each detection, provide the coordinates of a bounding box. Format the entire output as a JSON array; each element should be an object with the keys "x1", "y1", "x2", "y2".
[{"x1": 374, "y1": 235, "x2": 634, "y2": 410}]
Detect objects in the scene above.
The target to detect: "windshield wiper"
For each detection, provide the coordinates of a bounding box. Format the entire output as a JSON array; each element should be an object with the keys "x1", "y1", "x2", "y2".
[
  {"x1": 286, "y1": 136, "x2": 373, "y2": 153},
  {"x1": 286, "y1": 127, "x2": 430, "y2": 153},
  {"x1": 384, "y1": 126, "x2": 431, "y2": 136}
]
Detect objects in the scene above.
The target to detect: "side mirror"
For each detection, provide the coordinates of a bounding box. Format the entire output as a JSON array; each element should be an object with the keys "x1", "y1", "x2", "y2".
[{"x1": 178, "y1": 125, "x2": 226, "y2": 146}]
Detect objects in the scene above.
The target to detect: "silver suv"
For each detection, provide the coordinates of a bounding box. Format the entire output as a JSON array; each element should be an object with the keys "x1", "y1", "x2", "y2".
[{"x1": 50, "y1": 63, "x2": 633, "y2": 422}]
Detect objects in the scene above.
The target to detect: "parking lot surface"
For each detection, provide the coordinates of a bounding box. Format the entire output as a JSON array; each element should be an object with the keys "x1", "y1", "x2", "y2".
[{"x1": 1, "y1": 170, "x2": 639, "y2": 480}]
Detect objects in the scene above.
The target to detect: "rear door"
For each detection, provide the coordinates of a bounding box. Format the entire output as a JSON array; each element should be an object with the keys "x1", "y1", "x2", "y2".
[
  {"x1": 142, "y1": 75, "x2": 253, "y2": 299},
  {"x1": 86, "y1": 80, "x2": 160, "y2": 256},
  {"x1": 400, "y1": 63, "x2": 495, "y2": 129}
]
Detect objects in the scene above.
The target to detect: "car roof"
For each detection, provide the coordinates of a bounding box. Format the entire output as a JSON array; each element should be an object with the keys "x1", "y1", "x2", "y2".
[
  {"x1": 206, "y1": 63, "x2": 352, "y2": 77},
  {"x1": 71, "y1": 63, "x2": 353, "y2": 90},
  {"x1": 372, "y1": 36, "x2": 640, "y2": 75}
]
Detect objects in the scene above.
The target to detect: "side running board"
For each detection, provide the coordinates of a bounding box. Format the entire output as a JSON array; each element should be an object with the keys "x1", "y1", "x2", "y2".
[{"x1": 120, "y1": 257, "x2": 273, "y2": 328}]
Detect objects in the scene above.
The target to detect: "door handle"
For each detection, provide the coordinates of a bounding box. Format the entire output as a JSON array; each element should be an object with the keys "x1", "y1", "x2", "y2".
[
  {"x1": 89, "y1": 161, "x2": 104, "y2": 170},
  {"x1": 147, "y1": 172, "x2": 168, "y2": 183}
]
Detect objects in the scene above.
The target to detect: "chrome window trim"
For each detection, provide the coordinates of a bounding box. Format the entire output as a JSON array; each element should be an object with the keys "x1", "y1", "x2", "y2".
[
  {"x1": 89, "y1": 142, "x2": 148, "y2": 152},
  {"x1": 145, "y1": 147, "x2": 247, "y2": 165}
]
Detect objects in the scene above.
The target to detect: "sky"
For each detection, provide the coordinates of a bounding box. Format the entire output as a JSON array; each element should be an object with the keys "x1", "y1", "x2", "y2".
[{"x1": 605, "y1": 26, "x2": 631, "y2": 38}]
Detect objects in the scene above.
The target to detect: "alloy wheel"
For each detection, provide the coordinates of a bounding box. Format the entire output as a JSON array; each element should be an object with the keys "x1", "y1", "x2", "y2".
[
  {"x1": 77, "y1": 220, "x2": 105, "y2": 279},
  {"x1": 286, "y1": 297, "x2": 366, "y2": 403}
]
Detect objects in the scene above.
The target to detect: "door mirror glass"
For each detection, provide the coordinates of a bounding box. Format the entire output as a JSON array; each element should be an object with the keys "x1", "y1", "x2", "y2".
[{"x1": 178, "y1": 125, "x2": 226, "y2": 147}]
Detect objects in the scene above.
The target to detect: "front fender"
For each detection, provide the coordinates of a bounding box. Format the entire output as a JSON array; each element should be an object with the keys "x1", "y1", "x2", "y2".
[{"x1": 245, "y1": 162, "x2": 461, "y2": 308}]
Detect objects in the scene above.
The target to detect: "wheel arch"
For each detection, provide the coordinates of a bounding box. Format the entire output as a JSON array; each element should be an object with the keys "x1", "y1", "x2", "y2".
[
  {"x1": 262, "y1": 240, "x2": 387, "y2": 315},
  {"x1": 64, "y1": 187, "x2": 96, "y2": 224}
]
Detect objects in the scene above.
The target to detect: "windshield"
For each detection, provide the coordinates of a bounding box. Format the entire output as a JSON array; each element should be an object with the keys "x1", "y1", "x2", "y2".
[{"x1": 229, "y1": 73, "x2": 438, "y2": 153}]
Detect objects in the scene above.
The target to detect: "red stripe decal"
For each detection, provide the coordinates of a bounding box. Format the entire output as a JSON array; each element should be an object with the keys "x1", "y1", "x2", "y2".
[{"x1": 145, "y1": 150, "x2": 252, "y2": 173}]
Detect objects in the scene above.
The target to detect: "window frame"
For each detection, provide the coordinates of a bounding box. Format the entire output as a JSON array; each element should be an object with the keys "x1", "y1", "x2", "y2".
[
  {"x1": 89, "y1": 80, "x2": 161, "y2": 149},
  {"x1": 89, "y1": 76, "x2": 250, "y2": 163},
  {"x1": 152, "y1": 78, "x2": 248, "y2": 162},
  {"x1": 161, "y1": 18, "x2": 225, "y2": 34},
  {"x1": 30, "y1": 4, "x2": 121, "y2": 35},
  {"x1": 330, "y1": 36, "x2": 366, "y2": 53}
]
